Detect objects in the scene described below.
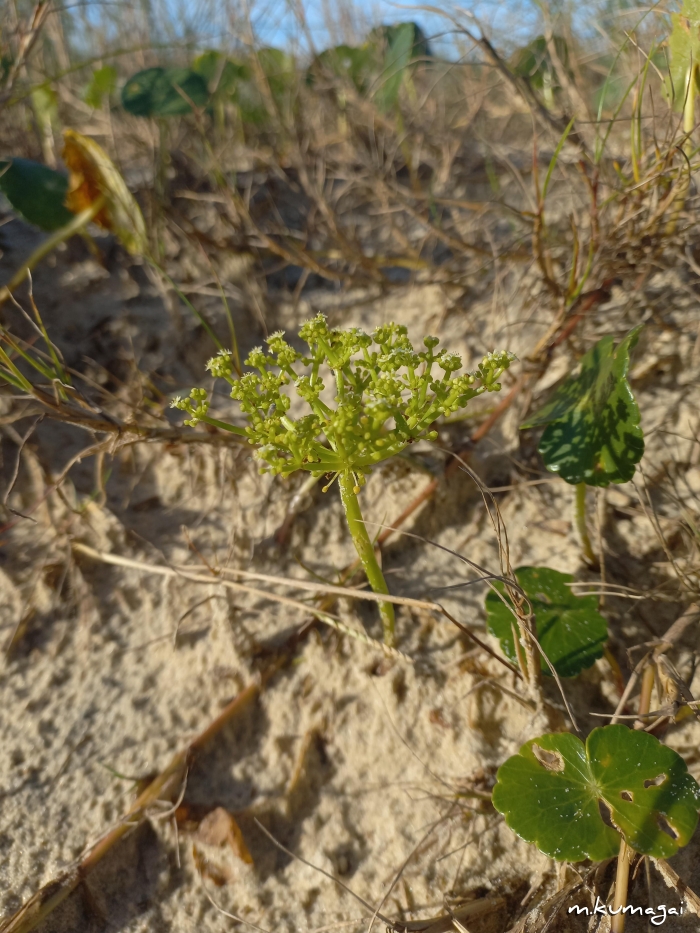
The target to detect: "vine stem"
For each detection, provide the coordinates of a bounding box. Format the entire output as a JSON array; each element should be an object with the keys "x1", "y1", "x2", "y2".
[
  {"x1": 573, "y1": 482, "x2": 598, "y2": 567},
  {"x1": 612, "y1": 660, "x2": 655, "y2": 932},
  {"x1": 0, "y1": 196, "x2": 106, "y2": 308},
  {"x1": 338, "y1": 470, "x2": 395, "y2": 646},
  {"x1": 611, "y1": 839, "x2": 632, "y2": 933}
]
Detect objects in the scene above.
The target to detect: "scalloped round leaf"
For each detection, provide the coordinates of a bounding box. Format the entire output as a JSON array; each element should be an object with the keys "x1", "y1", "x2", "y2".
[
  {"x1": 492, "y1": 725, "x2": 700, "y2": 862},
  {"x1": 62, "y1": 130, "x2": 147, "y2": 255},
  {"x1": 192, "y1": 52, "x2": 248, "y2": 96},
  {"x1": 486, "y1": 566, "x2": 607, "y2": 678},
  {"x1": 493, "y1": 731, "x2": 620, "y2": 862},
  {"x1": 510, "y1": 35, "x2": 570, "y2": 91},
  {"x1": 121, "y1": 67, "x2": 209, "y2": 117},
  {"x1": 587, "y1": 726, "x2": 700, "y2": 856},
  {"x1": 307, "y1": 44, "x2": 377, "y2": 92},
  {"x1": 0, "y1": 158, "x2": 73, "y2": 231},
  {"x1": 256, "y1": 47, "x2": 296, "y2": 81},
  {"x1": 256, "y1": 48, "x2": 297, "y2": 115},
  {"x1": 521, "y1": 328, "x2": 644, "y2": 486}
]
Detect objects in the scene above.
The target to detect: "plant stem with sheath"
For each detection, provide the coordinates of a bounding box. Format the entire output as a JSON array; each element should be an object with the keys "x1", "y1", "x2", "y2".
[{"x1": 338, "y1": 470, "x2": 395, "y2": 646}]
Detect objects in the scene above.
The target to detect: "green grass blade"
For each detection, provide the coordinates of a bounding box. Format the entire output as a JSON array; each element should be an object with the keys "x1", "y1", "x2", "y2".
[{"x1": 542, "y1": 116, "x2": 576, "y2": 201}]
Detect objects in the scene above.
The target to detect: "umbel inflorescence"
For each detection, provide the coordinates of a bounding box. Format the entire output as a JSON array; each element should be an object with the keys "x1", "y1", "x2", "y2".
[{"x1": 173, "y1": 313, "x2": 515, "y2": 487}]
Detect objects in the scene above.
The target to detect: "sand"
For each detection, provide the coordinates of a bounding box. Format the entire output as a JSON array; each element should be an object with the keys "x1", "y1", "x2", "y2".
[{"x1": 1, "y1": 218, "x2": 700, "y2": 933}]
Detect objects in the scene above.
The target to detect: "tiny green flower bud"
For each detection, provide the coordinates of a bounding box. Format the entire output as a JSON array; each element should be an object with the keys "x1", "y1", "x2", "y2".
[
  {"x1": 438, "y1": 351, "x2": 462, "y2": 373},
  {"x1": 207, "y1": 350, "x2": 234, "y2": 379},
  {"x1": 246, "y1": 347, "x2": 268, "y2": 370},
  {"x1": 173, "y1": 312, "x2": 512, "y2": 490}
]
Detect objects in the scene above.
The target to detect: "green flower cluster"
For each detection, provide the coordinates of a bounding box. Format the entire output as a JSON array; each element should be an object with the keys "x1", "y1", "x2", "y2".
[{"x1": 173, "y1": 314, "x2": 515, "y2": 484}]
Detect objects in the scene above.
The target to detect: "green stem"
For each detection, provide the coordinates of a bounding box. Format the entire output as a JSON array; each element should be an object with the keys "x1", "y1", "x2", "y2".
[
  {"x1": 612, "y1": 664, "x2": 652, "y2": 933},
  {"x1": 684, "y1": 63, "x2": 696, "y2": 157},
  {"x1": 199, "y1": 415, "x2": 248, "y2": 437},
  {"x1": 574, "y1": 482, "x2": 598, "y2": 567},
  {"x1": 0, "y1": 197, "x2": 106, "y2": 308},
  {"x1": 665, "y1": 64, "x2": 695, "y2": 237},
  {"x1": 338, "y1": 470, "x2": 395, "y2": 646}
]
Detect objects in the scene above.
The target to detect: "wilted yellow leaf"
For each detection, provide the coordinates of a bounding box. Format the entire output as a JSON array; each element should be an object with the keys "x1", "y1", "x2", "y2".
[{"x1": 62, "y1": 129, "x2": 147, "y2": 255}]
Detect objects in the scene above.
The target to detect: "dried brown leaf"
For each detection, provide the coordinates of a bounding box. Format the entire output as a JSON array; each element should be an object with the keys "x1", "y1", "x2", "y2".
[{"x1": 195, "y1": 807, "x2": 254, "y2": 865}]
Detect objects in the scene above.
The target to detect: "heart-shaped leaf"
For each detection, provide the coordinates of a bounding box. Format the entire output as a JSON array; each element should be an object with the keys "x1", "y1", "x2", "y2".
[
  {"x1": 0, "y1": 158, "x2": 73, "y2": 231},
  {"x1": 486, "y1": 566, "x2": 607, "y2": 678},
  {"x1": 121, "y1": 67, "x2": 209, "y2": 117},
  {"x1": 521, "y1": 327, "x2": 644, "y2": 486},
  {"x1": 493, "y1": 725, "x2": 700, "y2": 861}
]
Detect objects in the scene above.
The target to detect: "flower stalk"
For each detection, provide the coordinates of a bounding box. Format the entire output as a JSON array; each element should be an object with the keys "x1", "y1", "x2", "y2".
[
  {"x1": 173, "y1": 314, "x2": 514, "y2": 645},
  {"x1": 338, "y1": 469, "x2": 395, "y2": 642}
]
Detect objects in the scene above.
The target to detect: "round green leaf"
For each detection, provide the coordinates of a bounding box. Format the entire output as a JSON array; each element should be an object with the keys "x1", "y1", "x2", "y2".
[
  {"x1": 192, "y1": 51, "x2": 248, "y2": 96},
  {"x1": 493, "y1": 725, "x2": 700, "y2": 861},
  {"x1": 228, "y1": 49, "x2": 296, "y2": 126},
  {"x1": 521, "y1": 327, "x2": 644, "y2": 486},
  {"x1": 257, "y1": 48, "x2": 296, "y2": 106},
  {"x1": 121, "y1": 67, "x2": 209, "y2": 117},
  {"x1": 84, "y1": 65, "x2": 118, "y2": 109},
  {"x1": 486, "y1": 566, "x2": 607, "y2": 678},
  {"x1": 232, "y1": 80, "x2": 269, "y2": 126},
  {"x1": 0, "y1": 157, "x2": 73, "y2": 231},
  {"x1": 307, "y1": 44, "x2": 377, "y2": 92},
  {"x1": 31, "y1": 85, "x2": 58, "y2": 123},
  {"x1": 510, "y1": 35, "x2": 570, "y2": 90}
]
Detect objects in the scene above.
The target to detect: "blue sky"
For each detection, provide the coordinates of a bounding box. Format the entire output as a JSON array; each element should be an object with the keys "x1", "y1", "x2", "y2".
[
  {"x1": 74, "y1": 0, "x2": 656, "y2": 66},
  {"x1": 149, "y1": 0, "x2": 544, "y2": 60}
]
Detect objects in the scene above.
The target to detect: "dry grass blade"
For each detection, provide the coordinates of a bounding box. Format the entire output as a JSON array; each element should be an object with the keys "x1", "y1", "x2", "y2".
[
  {"x1": 200, "y1": 881, "x2": 274, "y2": 933},
  {"x1": 0, "y1": 1, "x2": 51, "y2": 107},
  {"x1": 71, "y1": 542, "x2": 413, "y2": 661},
  {"x1": 253, "y1": 819, "x2": 396, "y2": 928},
  {"x1": 251, "y1": 817, "x2": 503, "y2": 933},
  {"x1": 356, "y1": 274, "x2": 618, "y2": 569},
  {"x1": 0, "y1": 681, "x2": 260, "y2": 933},
  {"x1": 394, "y1": 896, "x2": 506, "y2": 933},
  {"x1": 652, "y1": 858, "x2": 700, "y2": 918},
  {"x1": 71, "y1": 542, "x2": 519, "y2": 675},
  {"x1": 4, "y1": 8, "x2": 700, "y2": 932},
  {"x1": 610, "y1": 603, "x2": 700, "y2": 726}
]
